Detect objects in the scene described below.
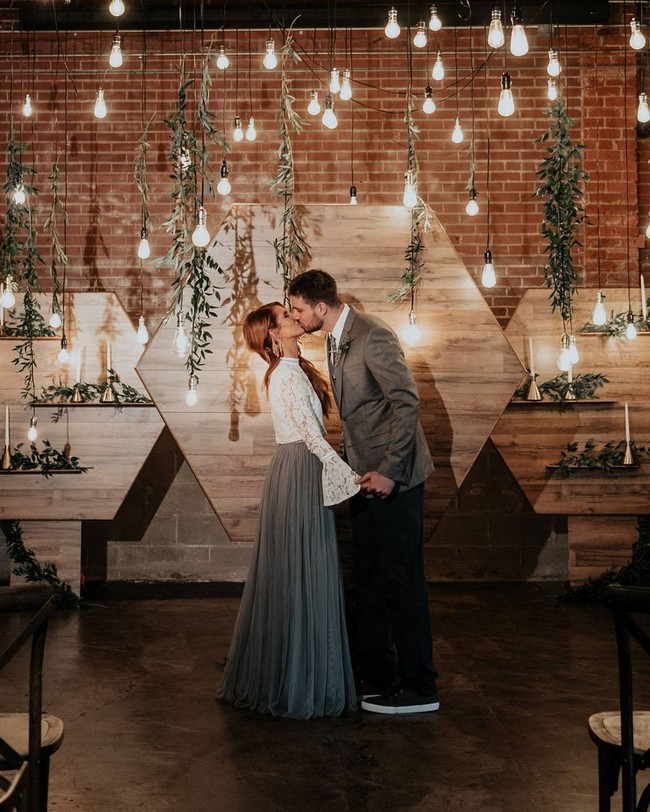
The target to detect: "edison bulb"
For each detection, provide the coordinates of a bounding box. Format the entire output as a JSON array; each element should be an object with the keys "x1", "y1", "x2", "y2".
[
  {"x1": 466, "y1": 191, "x2": 479, "y2": 216},
  {"x1": 349, "y1": 185, "x2": 358, "y2": 205},
  {"x1": 432, "y1": 51, "x2": 444, "y2": 81},
  {"x1": 109, "y1": 34, "x2": 123, "y2": 68},
  {"x1": 568, "y1": 335, "x2": 579, "y2": 365},
  {"x1": 547, "y1": 49, "x2": 561, "y2": 77},
  {"x1": 638, "y1": 93, "x2": 650, "y2": 124},
  {"x1": 94, "y1": 88, "x2": 107, "y2": 119},
  {"x1": 109, "y1": 0, "x2": 125, "y2": 16},
  {"x1": 173, "y1": 314, "x2": 189, "y2": 357},
  {"x1": 308, "y1": 90, "x2": 321, "y2": 116},
  {"x1": 263, "y1": 39, "x2": 277, "y2": 70},
  {"x1": 451, "y1": 117, "x2": 464, "y2": 143},
  {"x1": 0, "y1": 282, "x2": 15, "y2": 309},
  {"x1": 547, "y1": 78, "x2": 558, "y2": 102},
  {"x1": 49, "y1": 311, "x2": 62, "y2": 329},
  {"x1": 217, "y1": 176, "x2": 231, "y2": 195},
  {"x1": 13, "y1": 185, "x2": 26, "y2": 205},
  {"x1": 27, "y1": 417, "x2": 38, "y2": 443},
  {"x1": 413, "y1": 21, "x2": 427, "y2": 49},
  {"x1": 423, "y1": 86, "x2": 436, "y2": 115},
  {"x1": 322, "y1": 96, "x2": 338, "y2": 129},
  {"x1": 592, "y1": 291, "x2": 607, "y2": 326},
  {"x1": 557, "y1": 347, "x2": 571, "y2": 372},
  {"x1": 185, "y1": 375, "x2": 199, "y2": 407},
  {"x1": 233, "y1": 116, "x2": 244, "y2": 142},
  {"x1": 403, "y1": 311, "x2": 421, "y2": 345},
  {"x1": 245, "y1": 117, "x2": 257, "y2": 141},
  {"x1": 630, "y1": 19, "x2": 646, "y2": 50},
  {"x1": 216, "y1": 45, "x2": 229, "y2": 70},
  {"x1": 340, "y1": 69, "x2": 352, "y2": 101},
  {"x1": 329, "y1": 68, "x2": 341, "y2": 95},
  {"x1": 487, "y1": 9, "x2": 505, "y2": 49},
  {"x1": 403, "y1": 173, "x2": 417, "y2": 209},
  {"x1": 626, "y1": 314, "x2": 638, "y2": 341},
  {"x1": 498, "y1": 73, "x2": 515, "y2": 117},
  {"x1": 510, "y1": 20, "x2": 528, "y2": 56},
  {"x1": 23, "y1": 94, "x2": 33, "y2": 117},
  {"x1": 429, "y1": 5, "x2": 442, "y2": 31},
  {"x1": 58, "y1": 341, "x2": 70, "y2": 364},
  {"x1": 136, "y1": 315, "x2": 149, "y2": 345},
  {"x1": 481, "y1": 249, "x2": 496, "y2": 288},
  {"x1": 192, "y1": 207, "x2": 210, "y2": 248},
  {"x1": 385, "y1": 7, "x2": 400, "y2": 39},
  {"x1": 138, "y1": 229, "x2": 151, "y2": 259}
]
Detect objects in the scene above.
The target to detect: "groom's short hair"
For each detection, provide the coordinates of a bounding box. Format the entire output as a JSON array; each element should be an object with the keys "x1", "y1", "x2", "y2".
[{"x1": 288, "y1": 269, "x2": 341, "y2": 307}]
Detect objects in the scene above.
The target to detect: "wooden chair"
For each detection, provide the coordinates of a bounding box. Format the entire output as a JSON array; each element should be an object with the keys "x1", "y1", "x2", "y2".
[
  {"x1": 0, "y1": 594, "x2": 64, "y2": 811},
  {"x1": 589, "y1": 585, "x2": 650, "y2": 812}
]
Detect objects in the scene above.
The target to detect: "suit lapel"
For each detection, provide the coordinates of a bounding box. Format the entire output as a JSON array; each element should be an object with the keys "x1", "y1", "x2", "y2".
[{"x1": 332, "y1": 308, "x2": 356, "y2": 409}]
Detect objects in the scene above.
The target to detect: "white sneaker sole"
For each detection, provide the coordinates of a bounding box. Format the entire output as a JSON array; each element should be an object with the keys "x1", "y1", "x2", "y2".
[{"x1": 360, "y1": 699, "x2": 440, "y2": 714}]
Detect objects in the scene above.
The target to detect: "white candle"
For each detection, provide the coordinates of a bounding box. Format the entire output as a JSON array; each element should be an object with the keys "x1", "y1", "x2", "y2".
[
  {"x1": 625, "y1": 402, "x2": 631, "y2": 444},
  {"x1": 76, "y1": 347, "x2": 82, "y2": 384},
  {"x1": 642, "y1": 275, "x2": 648, "y2": 321},
  {"x1": 106, "y1": 340, "x2": 112, "y2": 374},
  {"x1": 528, "y1": 337, "x2": 535, "y2": 378},
  {"x1": 4, "y1": 405, "x2": 8, "y2": 448},
  {"x1": 567, "y1": 364, "x2": 573, "y2": 384}
]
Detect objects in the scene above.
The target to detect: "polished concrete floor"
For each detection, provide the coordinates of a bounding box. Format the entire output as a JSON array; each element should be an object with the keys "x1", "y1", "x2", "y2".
[{"x1": 1, "y1": 583, "x2": 643, "y2": 811}]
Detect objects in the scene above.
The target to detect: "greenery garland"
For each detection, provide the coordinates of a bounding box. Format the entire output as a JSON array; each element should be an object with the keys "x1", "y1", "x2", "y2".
[
  {"x1": 513, "y1": 371, "x2": 609, "y2": 402},
  {"x1": 551, "y1": 439, "x2": 650, "y2": 477},
  {"x1": 534, "y1": 100, "x2": 589, "y2": 327},
  {"x1": 5, "y1": 440, "x2": 88, "y2": 477},
  {"x1": 560, "y1": 516, "x2": 650, "y2": 603},
  {"x1": 43, "y1": 153, "x2": 67, "y2": 326},
  {"x1": 270, "y1": 33, "x2": 311, "y2": 291},
  {"x1": 35, "y1": 371, "x2": 152, "y2": 410},
  {"x1": 582, "y1": 307, "x2": 650, "y2": 338},
  {"x1": 2, "y1": 519, "x2": 80, "y2": 607}
]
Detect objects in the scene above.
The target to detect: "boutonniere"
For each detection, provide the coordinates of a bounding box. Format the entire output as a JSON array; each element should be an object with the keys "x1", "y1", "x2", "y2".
[{"x1": 333, "y1": 339, "x2": 351, "y2": 366}]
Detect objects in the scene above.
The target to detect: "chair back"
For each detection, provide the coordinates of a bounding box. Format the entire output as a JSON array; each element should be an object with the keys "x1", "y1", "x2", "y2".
[{"x1": 605, "y1": 585, "x2": 650, "y2": 812}]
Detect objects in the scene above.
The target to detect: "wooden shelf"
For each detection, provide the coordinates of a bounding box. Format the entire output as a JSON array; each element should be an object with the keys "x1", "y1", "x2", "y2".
[
  {"x1": 509, "y1": 399, "x2": 616, "y2": 407},
  {"x1": 546, "y1": 464, "x2": 640, "y2": 472},
  {"x1": 0, "y1": 335, "x2": 59, "y2": 341},
  {"x1": 579, "y1": 331, "x2": 650, "y2": 337},
  {"x1": 30, "y1": 401, "x2": 153, "y2": 408},
  {"x1": 0, "y1": 468, "x2": 84, "y2": 475}
]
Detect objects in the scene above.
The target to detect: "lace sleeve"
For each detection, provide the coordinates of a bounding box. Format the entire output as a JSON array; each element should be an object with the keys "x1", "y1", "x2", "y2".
[{"x1": 279, "y1": 370, "x2": 360, "y2": 506}]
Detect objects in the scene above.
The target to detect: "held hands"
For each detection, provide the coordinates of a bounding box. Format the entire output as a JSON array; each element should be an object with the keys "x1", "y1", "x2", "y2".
[{"x1": 355, "y1": 471, "x2": 396, "y2": 500}]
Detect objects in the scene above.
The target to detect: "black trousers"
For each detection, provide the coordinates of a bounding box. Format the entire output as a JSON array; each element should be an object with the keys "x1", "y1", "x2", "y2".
[{"x1": 349, "y1": 483, "x2": 438, "y2": 696}]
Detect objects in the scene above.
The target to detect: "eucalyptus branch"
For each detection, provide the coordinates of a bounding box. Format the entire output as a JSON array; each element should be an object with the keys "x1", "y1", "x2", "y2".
[
  {"x1": 582, "y1": 308, "x2": 649, "y2": 338},
  {"x1": 551, "y1": 439, "x2": 650, "y2": 477},
  {"x1": 43, "y1": 155, "x2": 68, "y2": 320},
  {"x1": 134, "y1": 115, "x2": 155, "y2": 234},
  {"x1": 6, "y1": 440, "x2": 88, "y2": 477},
  {"x1": 197, "y1": 51, "x2": 228, "y2": 198}
]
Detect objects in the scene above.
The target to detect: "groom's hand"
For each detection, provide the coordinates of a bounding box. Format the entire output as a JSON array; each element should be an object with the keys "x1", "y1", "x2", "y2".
[{"x1": 356, "y1": 471, "x2": 396, "y2": 500}]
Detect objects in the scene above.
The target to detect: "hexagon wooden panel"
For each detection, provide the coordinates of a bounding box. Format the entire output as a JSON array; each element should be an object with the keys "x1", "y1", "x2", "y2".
[
  {"x1": 0, "y1": 292, "x2": 164, "y2": 520},
  {"x1": 138, "y1": 204, "x2": 523, "y2": 543},
  {"x1": 491, "y1": 288, "x2": 650, "y2": 515}
]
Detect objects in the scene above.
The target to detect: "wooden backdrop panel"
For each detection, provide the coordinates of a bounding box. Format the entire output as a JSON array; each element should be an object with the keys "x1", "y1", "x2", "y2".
[{"x1": 139, "y1": 204, "x2": 523, "y2": 545}]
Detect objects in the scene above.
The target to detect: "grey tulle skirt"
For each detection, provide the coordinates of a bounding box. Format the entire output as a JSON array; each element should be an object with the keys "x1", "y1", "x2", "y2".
[{"x1": 216, "y1": 441, "x2": 357, "y2": 719}]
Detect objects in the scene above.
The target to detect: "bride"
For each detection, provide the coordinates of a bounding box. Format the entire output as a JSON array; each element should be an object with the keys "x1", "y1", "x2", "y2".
[{"x1": 216, "y1": 302, "x2": 359, "y2": 719}]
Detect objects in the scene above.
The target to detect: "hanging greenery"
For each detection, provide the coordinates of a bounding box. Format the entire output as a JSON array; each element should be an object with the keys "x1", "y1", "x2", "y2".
[
  {"x1": 550, "y1": 438, "x2": 650, "y2": 477},
  {"x1": 43, "y1": 153, "x2": 67, "y2": 327},
  {"x1": 560, "y1": 516, "x2": 650, "y2": 604},
  {"x1": 535, "y1": 100, "x2": 589, "y2": 327},
  {"x1": 512, "y1": 371, "x2": 609, "y2": 401},
  {"x1": 270, "y1": 34, "x2": 311, "y2": 291},
  {"x1": 2, "y1": 519, "x2": 81, "y2": 607},
  {"x1": 134, "y1": 115, "x2": 154, "y2": 238},
  {"x1": 4, "y1": 440, "x2": 88, "y2": 476}
]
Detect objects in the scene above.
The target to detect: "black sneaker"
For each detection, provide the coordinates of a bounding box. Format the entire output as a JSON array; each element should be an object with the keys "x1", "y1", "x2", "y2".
[
  {"x1": 361, "y1": 687, "x2": 440, "y2": 715},
  {"x1": 356, "y1": 679, "x2": 393, "y2": 700}
]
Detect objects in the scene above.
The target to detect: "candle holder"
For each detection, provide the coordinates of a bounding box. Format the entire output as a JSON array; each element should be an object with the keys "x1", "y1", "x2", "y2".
[
  {"x1": 623, "y1": 441, "x2": 635, "y2": 466},
  {"x1": 99, "y1": 382, "x2": 117, "y2": 403},
  {"x1": 71, "y1": 385, "x2": 85, "y2": 403},
  {"x1": 525, "y1": 377, "x2": 542, "y2": 401},
  {"x1": 1, "y1": 445, "x2": 11, "y2": 470},
  {"x1": 564, "y1": 383, "x2": 577, "y2": 401}
]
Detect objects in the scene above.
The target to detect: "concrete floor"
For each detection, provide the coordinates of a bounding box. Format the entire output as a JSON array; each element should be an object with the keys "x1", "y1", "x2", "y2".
[{"x1": 1, "y1": 583, "x2": 641, "y2": 811}]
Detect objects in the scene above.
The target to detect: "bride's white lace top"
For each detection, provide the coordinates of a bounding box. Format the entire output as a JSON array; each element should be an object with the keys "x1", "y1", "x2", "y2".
[{"x1": 268, "y1": 358, "x2": 360, "y2": 506}]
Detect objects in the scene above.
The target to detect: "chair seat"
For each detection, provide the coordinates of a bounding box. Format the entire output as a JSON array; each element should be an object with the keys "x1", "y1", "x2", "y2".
[
  {"x1": 589, "y1": 711, "x2": 650, "y2": 755},
  {"x1": 0, "y1": 713, "x2": 64, "y2": 761}
]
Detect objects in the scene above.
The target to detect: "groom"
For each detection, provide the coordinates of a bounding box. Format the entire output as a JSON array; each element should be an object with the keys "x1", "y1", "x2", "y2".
[{"x1": 288, "y1": 269, "x2": 439, "y2": 714}]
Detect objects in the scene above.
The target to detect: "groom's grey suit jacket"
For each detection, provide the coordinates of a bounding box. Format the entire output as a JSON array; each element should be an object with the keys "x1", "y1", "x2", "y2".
[{"x1": 328, "y1": 307, "x2": 434, "y2": 491}]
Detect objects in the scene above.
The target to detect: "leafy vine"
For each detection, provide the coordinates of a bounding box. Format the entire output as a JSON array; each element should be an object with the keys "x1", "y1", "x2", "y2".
[
  {"x1": 4, "y1": 440, "x2": 88, "y2": 477},
  {"x1": 550, "y1": 439, "x2": 650, "y2": 477},
  {"x1": 43, "y1": 153, "x2": 67, "y2": 326}
]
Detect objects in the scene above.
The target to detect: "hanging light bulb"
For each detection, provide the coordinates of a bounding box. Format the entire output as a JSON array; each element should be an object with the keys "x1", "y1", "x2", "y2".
[
  {"x1": 232, "y1": 116, "x2": 244, "y2": 142},
  {"x1": 349, "y1": 185, "x2": 358, "y2": 205},
  {"x1": 432, "y1": 50, "x2": 444, "y2": 81},
  {"x1": 217, "y1": 159, "x2": 231, "y2": 195},
  {"x1": 638, "y1": 93, "x2": 650, "y2": 124},
  {"x1": 547, "y1": 78, "x2": 558, "y2": 102},
  {"x1": 138, "y1": 227, "x2": 151, "y2": 259},
  {"x1": 329, "y1": 68, "x2": 341, "y2": 95},
  {"x1": 263, "y1": 38, "x2": 277, "y2": 70},
  {"x1": 58, "y1": 336, "x2": 70, "y2": 364},
  {"x1": 340, "y1": 69, "x2": 352, "y2": 101},
  {"x1": 403, "y1": 310, "x2": 421, "y2": 345},
  {"x1": 94, "y1": 88, "x2": 107, "y2": 119},
  {"x1": 547, "y1": 49, "x2": 561, "y2": 77},
  {"x1": 186, "y1": 374, "x2": 199, "y2": 407},
  {"x1": 49, "y1": 310, "x2": 62, "y2": 329},
  {"x1": 630, "y1": 18, "x2": 646, "y2": 51},
  {"x1": 173, "y1": 311, "x2": 189, "y2": 357},
  {"x1": 136, "y1": 314, "x2": 149, "y2": 345},
  {"x1": 191, "y1": 206, "x2": 210, "y2": 248},
  {"x1": 451, "y1": 117, "x2": 464, "y2": 144},
  {"x1": 498, "y1": 72, "x2": 515, "y2": 117},
  {"x1": 481, "y1": 249, "x2": 496, "y2": 288},
  {"x1": 385, "y1": 7, "x2": 400, "y2": 39},
  {"x1": 216, "y1": 44, "x2": 229, "y2": 70},
  {"x1": 0, "y1": 277, "x2": 15, "y2": 309},
  {"x1": 509, "y1": 6, "x2": 529, "y2": 56},
  {"x1": 487, "y1": 9, "x2": 505, "y2": 49},
  {"x1": 556, "y1": 334, "x2": 571, "y2": 371},
  {"x1": 592, "y1": 290, "x2": 607, "y2": 326},
  {"x1": 466, "y1": 188, "x2": 479, "y2": 216},
  {"x1": 13, "y1": 184, "x2": 26, "y2": 205},
  {"x1": 245, "y1": 116, "x2": 257, "y2": 141},
  {"x1": 568, "y1": 334, "x2": 580, "y2": 365},
  {"x1": 429, "y1": 4, "x2": 442, "y2": 31},
  {"x1": 414, "y1": 21, "x2": 428, "y2": 49},
  {"x1": 308, "y1": 90, "x2": 321, "y2": 116},
  {"x1": 27, "y1": 415, "x2": 38, "y2": 443},
  {"x1": 322, "y1": 95, "x2": 338, "y2": 130},
  {"x1": 109, "y1": 0, "x2": 125, "y2": 16},
  {"x1": 422, "y1": 85, "x2": 436, "y2": 114},
  {"x1": 22, "y1": 94, "x2": 33, "y2": 117},
  {"x1": 403, "y1": 171, "x2": 418, "y2": 209},
  {"x1": 109, "y1": 32, "x2": 123, "y2": 68},
  {"x1": 626, "y1": 311, "x2": 638, "y2": 340}
]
